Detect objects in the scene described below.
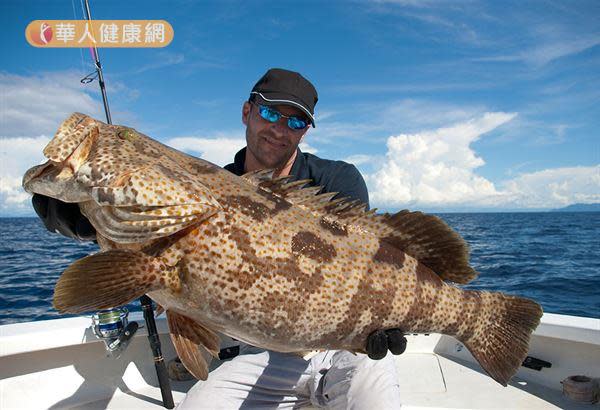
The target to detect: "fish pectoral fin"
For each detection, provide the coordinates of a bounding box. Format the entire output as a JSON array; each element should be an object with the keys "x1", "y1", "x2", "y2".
[
  {"x1": 154, "y1": 303, "x2": 165, "y2": 318},
  {"x1": 82, "y1": 202, "x2": 219, "y2": 244},
  {"x1": 86, "y1": 163, "x2": 221, "y2": 243},
  {"x1": 92, "y1": 163, "x2": 220, "y2": 208},
  {"x1": 166, "y1": 311, "x2": 221, "y2": 380},
  {"x1": 53, "y1": 250, "x2": 180, "y2": 314}
]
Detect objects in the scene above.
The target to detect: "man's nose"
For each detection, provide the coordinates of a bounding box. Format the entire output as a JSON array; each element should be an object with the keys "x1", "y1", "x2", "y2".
[{"x1": 271, "y1": 118, "x2": 290, "y2": 136}]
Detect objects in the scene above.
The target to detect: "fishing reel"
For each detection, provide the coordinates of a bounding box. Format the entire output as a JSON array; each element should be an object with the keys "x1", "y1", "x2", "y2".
[{"x1": 91, "y1": 307, "x2": 138, "y2": 358}]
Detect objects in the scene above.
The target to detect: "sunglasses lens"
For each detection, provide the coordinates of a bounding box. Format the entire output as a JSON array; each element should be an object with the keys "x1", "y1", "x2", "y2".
[
  {"x1": 256, "y1": 103, "x2": 307, "y2": 130},
  {"x1": 259, "y1": 105, "x2": 280, "y2": 123},
  {"x1": 288, "y1": 117, "x2": 307, "y2": 130}
]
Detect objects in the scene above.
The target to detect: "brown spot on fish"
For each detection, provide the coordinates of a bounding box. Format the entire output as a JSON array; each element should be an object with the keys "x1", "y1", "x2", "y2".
[
  {"x1": 255, "y1": 187, "x2": 293, "y2": 214},
  {"x1": 190, "y1": 162, "x2": 218, "y2": 174},
  {"x1": 373, "y1": 240, "x2": 405, "y2": 269},
  {"x1": 258, "y1": 179, "x2": 290, "y2": 198},
  {"x1": 320, "y1": 217, "x2": 347, "y2": 236},
  {"x1": 90, "y1": 164, "x2": 103, "y2": 182},
  {"x1": 273, "y1": 198, "x2": 292, "y2": 213},
  {"x1": 291, "y1": 231, "x2": 336, "y2": 263},
  {"x1": 96, "y1": 188, "x2": 116, "y2": 204},
  {"x1": 225, "y1": 195, "x2": 270, "y2": 222},
  {"x1": 275, "y1": 257, "x2": 324, "y2": 294},
  {"x1": 227, "y1": 226, "x2": 263, "y2": 290},
  {"x1": 457, "y1": 291, "x2": 483, "y2": 341},
  {"x1": 321, "y1": 273, "x2": 397, "y2": 346},
  {"x1": 248, "y1": 290, "x2": 307, "y2": 340},
  {"x1": 415, "y1": 262, "x2": 442, "y2": 288},
  {"x1": 399, "y1": 263, "x2": 444, "y2": 332},
  {"x1": 441, "y1": 320, "x2": 461, "y2": 336}
]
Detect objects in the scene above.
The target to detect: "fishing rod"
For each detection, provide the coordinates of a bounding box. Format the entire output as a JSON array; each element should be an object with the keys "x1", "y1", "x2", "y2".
[
  {"x1": 81, "y1": 0, "x2": 111, "y2": 125},
  {"x1": 79, "y1": 1, "x2": 174, "y2": 408}
]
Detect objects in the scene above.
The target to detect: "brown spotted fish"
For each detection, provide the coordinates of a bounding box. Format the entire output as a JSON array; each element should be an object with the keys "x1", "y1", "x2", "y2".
[{"x1": 23, "y1": 113, "x2": 542, "y2": 385}]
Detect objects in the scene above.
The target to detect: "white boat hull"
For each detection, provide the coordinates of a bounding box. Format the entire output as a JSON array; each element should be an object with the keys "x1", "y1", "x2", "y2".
[{"x1": 1, "y1": 313, "x2": 598, "y2": 409}]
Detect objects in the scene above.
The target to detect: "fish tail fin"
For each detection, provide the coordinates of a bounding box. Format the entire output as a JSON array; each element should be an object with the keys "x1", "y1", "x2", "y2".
[
  {"x1": 53, "y1": 249, "x2": 179, "y2": 314},
  {"x1": 459, "y1": 291, "x2": 542, "y2": 386}
]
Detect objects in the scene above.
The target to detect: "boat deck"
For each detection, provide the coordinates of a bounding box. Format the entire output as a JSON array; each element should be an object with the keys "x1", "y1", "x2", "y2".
[
  {"x1": 59, "y1": 354, "x2": 596, "y2": 410},
  {"x1": 27, "y1": 353, "x2": 594, "y2": 409},
  {"x1": 1, "y1": 313, "x2": 599, "y2": 409}
]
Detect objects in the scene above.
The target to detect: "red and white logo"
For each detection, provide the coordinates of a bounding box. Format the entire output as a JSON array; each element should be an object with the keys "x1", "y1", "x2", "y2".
[{"x1": 30, "y1": 22, "x2": 53, "y2": 45}]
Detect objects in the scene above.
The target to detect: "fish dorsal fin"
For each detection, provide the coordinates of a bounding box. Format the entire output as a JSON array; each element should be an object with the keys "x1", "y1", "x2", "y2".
[
  {"x1": 242, "y1": 173, "x2": 477, "y2": 284},
  {"x1": 242, "y1": 169, "x2": 313, "y2": 198},
  {"x1": 241, "y1": 169, "x2": 277, "y2": 185},
  {"x1": 324, "y1": 203, "x2": 478, "y2": 284},
  {"x1": 377, "y1": 210, "x2": 478, "y2": 284},
  {"x1": 242, "y1": 169, "x2": 321, "y2": 201}
]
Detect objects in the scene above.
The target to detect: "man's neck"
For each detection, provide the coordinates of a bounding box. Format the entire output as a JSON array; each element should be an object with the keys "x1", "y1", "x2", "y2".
[{"x1": 244, "y1": 149, "x2": 298, "y2": 177}]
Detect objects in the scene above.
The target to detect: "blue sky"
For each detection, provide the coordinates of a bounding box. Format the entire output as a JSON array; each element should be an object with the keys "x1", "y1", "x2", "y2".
[{"x1": 1, "y1": 0, "x2": 598, "y2": 215}]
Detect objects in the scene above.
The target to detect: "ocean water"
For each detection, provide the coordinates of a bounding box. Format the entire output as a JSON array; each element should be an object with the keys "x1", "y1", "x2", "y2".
[{"x1": 0, "y1": 213, "x2": 598, "y2": 325}]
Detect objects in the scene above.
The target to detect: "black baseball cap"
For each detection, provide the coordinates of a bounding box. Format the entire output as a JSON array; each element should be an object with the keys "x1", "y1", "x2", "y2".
[{"x1": 250, "y1": 68, "x2": 318, "y2": 127}]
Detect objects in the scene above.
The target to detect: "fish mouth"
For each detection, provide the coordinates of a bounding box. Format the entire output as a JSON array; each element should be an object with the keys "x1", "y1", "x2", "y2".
[
  {"x1": 22, "y1": 164, "x2": 73, "y2": 202},
  {"x1": 22, "y1": 160, "x2": 87, "y2": 202},
  {"x1": 22, "y1": 161, "x2": 55, "y2": 193},
  {"x1": 22, "y1": 114, "x2": 101, "y2": 203}
]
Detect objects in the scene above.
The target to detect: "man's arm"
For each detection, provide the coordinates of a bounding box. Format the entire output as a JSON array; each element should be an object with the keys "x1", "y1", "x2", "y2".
[{"x1": 317, "y1": 162, "x2": 369, "y2": 207}]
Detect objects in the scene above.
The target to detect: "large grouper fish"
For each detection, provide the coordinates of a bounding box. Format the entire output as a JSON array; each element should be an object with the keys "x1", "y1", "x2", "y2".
[{"x1": 23, "y1": 113, "x2": 543, "y2": 385}]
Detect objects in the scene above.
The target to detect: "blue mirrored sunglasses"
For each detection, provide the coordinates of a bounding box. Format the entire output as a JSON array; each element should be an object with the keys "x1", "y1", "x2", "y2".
[{"x1": 251, "y1": 102, "x2": 308, "y2": 131}]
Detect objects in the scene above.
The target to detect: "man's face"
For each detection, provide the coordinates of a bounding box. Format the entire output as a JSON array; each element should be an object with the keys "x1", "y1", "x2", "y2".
[{"x1": 242, "y1": 101, "x2": 309, "y2": 170}]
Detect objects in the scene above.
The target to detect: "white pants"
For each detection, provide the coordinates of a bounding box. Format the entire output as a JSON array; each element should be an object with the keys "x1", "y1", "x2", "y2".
[{"x1": 177, "y1": 345, "x2": 401, "y2": 409}]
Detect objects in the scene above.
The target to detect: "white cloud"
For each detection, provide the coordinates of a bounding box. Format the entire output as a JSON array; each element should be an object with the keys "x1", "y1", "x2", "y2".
[
  {"x1": 310, "y1": 99, "x2": 487, "y2": 145},
  {"x1": 166, "y1": 136, "x2": 246, "y2": 167},
  {"x1": 2, "y1": 107, "x2": 596, "y2": 215},
  {"x1": 473, "y1": 36, "x2": 600, "y2": 67},
  {"x1": 500, "y1": 166, "x2": 600, "y2": 208},
  {"x1": 367, "y1": 112, "x2": 516, "y2": 206},
  {"x1": 0, "y1": 70, "x2": 142, "y2": 215},
  {"x1": 0, "y1": 136, "x2": 50, "y2": 215},
  {"x1": 344, "y1": 154, "x2": 376, "y2": 166},
  {"x1": 133, "y1": 51, "x2": 185, "y2": 74},
  {"x1": 299, "y1": 141, "x2": 318, "y2": 154},
  {"x1": 524, "y1": 33, "x2": 600, "y2": 67},
  {"x1": 0, "y1": 71, "x2": 104, "y2": 137},
  {"x1": 365, "y1": 112, "x2": 599, "y2": 209}
]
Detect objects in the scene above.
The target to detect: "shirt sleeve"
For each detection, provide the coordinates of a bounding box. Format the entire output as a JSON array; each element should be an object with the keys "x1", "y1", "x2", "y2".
[{"x1": 321, "y1": 162, "x2": 370, "y2": 209}]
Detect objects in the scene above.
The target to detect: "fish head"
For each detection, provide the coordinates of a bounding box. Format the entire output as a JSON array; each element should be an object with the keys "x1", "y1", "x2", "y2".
[
  {"x1": 22, "y1": 112, "x2": 178, "y2": 202},
  {"x1": 23, "y1": 113, "x2": 222, "y2": 244},
  {"x1": 23, "y1": 113, "x2": 100, "y2": 202}
]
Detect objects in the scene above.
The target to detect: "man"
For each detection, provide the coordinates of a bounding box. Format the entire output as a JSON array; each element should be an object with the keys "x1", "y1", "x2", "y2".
[{"x1": 32, "y1": 68, "x2": 406, "y2": 408}]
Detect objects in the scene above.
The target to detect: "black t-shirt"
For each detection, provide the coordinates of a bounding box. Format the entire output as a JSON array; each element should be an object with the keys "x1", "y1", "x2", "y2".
[{"x1": 224, "y1": 147, "x2": 370, "y2": 208}]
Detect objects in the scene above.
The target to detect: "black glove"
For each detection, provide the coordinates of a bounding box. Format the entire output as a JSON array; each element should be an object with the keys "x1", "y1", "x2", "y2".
[
  {"x1": 366, "y1": 328, "x2": 407, "y2": 360},
  {"x1": 32, "y1": 194, "x2": 96, "y2": 241}
]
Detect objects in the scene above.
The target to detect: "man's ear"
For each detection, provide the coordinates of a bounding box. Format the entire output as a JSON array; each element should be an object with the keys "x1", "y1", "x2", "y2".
[{"x1": 242, "y1": 101, "x2": 251, "y2": 126}]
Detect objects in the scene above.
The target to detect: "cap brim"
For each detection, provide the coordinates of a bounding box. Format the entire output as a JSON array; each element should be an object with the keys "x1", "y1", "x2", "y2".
[{"x1": 251, "y1": 91, "x2": 315, "y2": 127}]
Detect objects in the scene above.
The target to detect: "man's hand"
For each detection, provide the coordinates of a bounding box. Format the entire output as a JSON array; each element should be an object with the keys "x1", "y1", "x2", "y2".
[
  {"x1": 366, "y1": 328, "x2": 407, "y2": 360},
  {"x1": 32, "y1": 194, "x2": 96, "y2": 241}
]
